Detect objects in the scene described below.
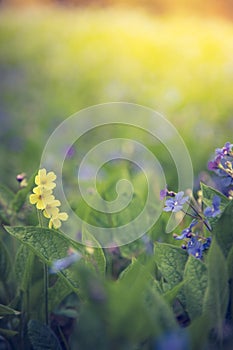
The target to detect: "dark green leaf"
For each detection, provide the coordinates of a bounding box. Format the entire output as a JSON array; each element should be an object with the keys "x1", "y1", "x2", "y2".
[
  {"x1": 213, "y1": 199, "x2": 233, "y2": 257},
  {"x1": 0, "y1": 328, "x2": 18, "y2": 338},
  {"x1": 203, "y1": 238, "x2": 229, "y2": 332},
  {"x1": 0, "y1": 304, "x2": 20, "y2": 316},
  {"x1": 48, "y1": 277, "x2": 72, "y2": 313},
  {"x1": 28, "y1": 319, "x2": 62, "y2": 350},
  {"x1": 154, "y1": 242, "x2": 188, "y2": 292},
  {"x1": 183, "y1": 256, "x2": 208, "y2": 320},
  {"x1": 4, "y1": 226, "x2": 85, "y2": 296},
  {"x1": 15, "y1": 244, "x2": 35, "y2": 292},
  {"x1": 0, "y1": 240, "x2": 12, "y2": 282},
  {"x1": 201, "y1": 182, "x2": 229, "y2": 210}
]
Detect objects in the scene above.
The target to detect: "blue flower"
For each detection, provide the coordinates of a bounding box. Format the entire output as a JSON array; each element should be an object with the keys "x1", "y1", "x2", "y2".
[
  {"x1": 163, "y1": 191, "x2": 189, "y2": 213},
  {"x1": 187, "y1": 236, "x2": 204, "y2": 259},
  {"x1": 50, "y1": 251, "x2": 82, "y2": 274},
  {"x1": 215, "y1": 142, "x2": 233, "y2": 158},
  {"x1": 204, "y1": 195, "x2": 221, "y2": 218},
  {"x1": 173, "y1": 219, "x2": 198, "y2": 240}
]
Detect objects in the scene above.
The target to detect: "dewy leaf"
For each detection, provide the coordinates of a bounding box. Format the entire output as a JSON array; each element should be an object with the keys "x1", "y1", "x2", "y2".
[
  {"x1": 4, "y1": 226, "x2": 85, "y2": 296},
  {"x1": 201, "y1": 182, "x2": 229, "y2": 210},
  {"x1": 213, "y1": 199, "x2": 233, "y2": 257},
  {"x1": 154, "y1": 242, "x2": 188, "y2": 291},
  {"x1": 0, "y1": 304, "x2": 20, "y2": 316},
  {"x1": 183, "y1": 256, "x2": 208, "y2": 321},
  {"x1": 28, "y1": 319, "x2": 62, "y2": 350},
  {"x1": 203, "y1": 238, "x2": 229, "y2": 333}
]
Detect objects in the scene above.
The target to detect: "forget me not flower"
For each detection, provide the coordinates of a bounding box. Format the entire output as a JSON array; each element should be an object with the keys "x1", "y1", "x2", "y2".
[
  {"x1": 204, "y1": 195, "x2": 221, "y2": 218},
  {"x1": 163, "y1": 191, "x2": 189, "y2": 213}
]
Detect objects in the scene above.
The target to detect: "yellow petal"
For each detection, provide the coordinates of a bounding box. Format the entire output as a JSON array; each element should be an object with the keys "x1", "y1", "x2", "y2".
[
  {"x1": 58, "y1": 212, "x2": 68, "y2": 221},
  {"x1": 47, "y1": 171, "x2": 57, "y2": 182},
  {"x1": 29, "y1": 194, "x2": 38, "y2": 204}
]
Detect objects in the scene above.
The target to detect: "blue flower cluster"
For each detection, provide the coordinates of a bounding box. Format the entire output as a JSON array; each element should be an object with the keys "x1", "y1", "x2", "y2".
[
  {"x1": 160, "y1": 187, "x2": 222, "y2": 259},
  {"x1": 208, "y1": 142, "x2": 233, "y2": 195}
]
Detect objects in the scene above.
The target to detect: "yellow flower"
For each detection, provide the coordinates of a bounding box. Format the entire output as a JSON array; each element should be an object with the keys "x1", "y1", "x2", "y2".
[
  {"x1": 29, "y1": 186, "x2": 55, "y2": 210},
  {"x1": 49, "y1": 208, "x2": 68, "y2": 229},
  {"x1": 43, "y1": 199, "x2": 61, "y2": 218},
  {"x1": 35, "y1": 168, "x2": 56, "y2": 190}
]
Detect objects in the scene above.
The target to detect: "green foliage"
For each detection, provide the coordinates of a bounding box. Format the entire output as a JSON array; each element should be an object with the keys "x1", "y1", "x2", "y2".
[
  {"x1": 27, "y1": 319, "x2": 62, "y2": 350},
  {"x1": 201, "y1": 182, "x2": 229, "y2": 210},
  {"x1": 0, "y1": 304, "x2": 20, "y2": 316},
  {"x1": 183, "y1": 256, "x2": 207, "y2": 320},
  {"x1": 203, "y1": 238, "x2": 229, "y2": 334},
  {"x1": 213, "y1": 199, "x2": 233, "y2": 257},
  {"x1": 154, "y1": 242, "x2": 188, "y2": 292}
]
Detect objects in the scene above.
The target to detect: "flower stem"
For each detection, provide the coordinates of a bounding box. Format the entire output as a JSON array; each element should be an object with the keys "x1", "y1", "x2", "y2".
[
  {"x1": 44, "y1": 263, "x2": 49, "y2": 326},
  {"x1": 37, "y1": 209, "x2": 49, "y2": 325}
]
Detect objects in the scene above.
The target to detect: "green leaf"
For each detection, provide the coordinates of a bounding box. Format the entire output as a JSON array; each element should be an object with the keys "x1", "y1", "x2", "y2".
[
  {"x1": 10, "y1": 172, "x2": 36, "y2": 212},
  {"x1": 0, "y1": 328, "x2": 18, "y2": 338},
  {"x1": 201, "y1": 182, "x2": 229, "y2": 210},
  {"x1": 0, "y1": 185, "x2": 14, "y2": 209},
  {"x1": 28, "y1": 319, "x2": 62, "y2": 350},
  {"x1": 48, "y1": 277, "x2": 72, "y2": 313},
  {"x1": 213, "y1": 199, "x2": 233, "y2": 257},
  {"x1": 203, "y1": 238, "x2": 229, "y2": 333},
  {"x1": 0, "y1": 304, "x2": 20, "y2": 316},
  {"x1": 183, "y1": 256, "x2": 208, "y2": 320},
  {"x1": 15, "y1": 244, "x2": 35, "y2": 292},
  {"x1": 227, "y1": 246, "x2": 233, "y2": 320},
  {"x1": 0, "y1": 239, "x2": 12, "y2": 282},
  {"x1": 4, "y1": 226, "x2": 85, "y2": 296},
  {"x1": 163, "y1": 280, "x2": 186, "y2": 305},
  {"x1": 154, "y1": 242, "x2": 188, "y2": 292},
  {"x1": 82, "y1": 225, "x2": 106, "y2": 276}
]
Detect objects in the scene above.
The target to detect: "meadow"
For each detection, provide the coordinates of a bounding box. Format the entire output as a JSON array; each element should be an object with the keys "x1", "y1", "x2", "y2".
[{"x1": 0, "y1": 6, "x2": 233, "y2": 350}]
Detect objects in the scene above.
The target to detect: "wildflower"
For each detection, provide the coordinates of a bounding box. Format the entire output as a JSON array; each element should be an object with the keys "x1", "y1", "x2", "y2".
[
  {"x1": 187, "y1": 236, "x2": 204, "y2": 259},
  {"x1": 29, "y1": 186, "x2": 55, "y2": 210},
  {"x1": 35, "y1": 168, "x2": 56, "y2": 190},
  {"x1": 43, "y1": 199, "x2": 61, "y2": 218},
  {"x1": 160, "y1": 186, "x2": 176, "y2": 200},
  {"x1": 16, "y1": 172, "x2": 28, "y2": 187},
  {"x1": 208, "y1": 157, "x2": 221, "y2": 170},
  {"x1": 50, "y1": 249, "x2": 82, "y2": 274},
  {"x1": 29, "y1": 168, "x2": 69, "y2": 229},
  {"x1": 204, "y1": 195, "x2": 221, "y2": 218},
  {"x1": 48, "y1": 208, "x2": 68, "y2": 229},
  {"x1": 215, "y1": 142, "x2": 233, "y2": 158},
  {"x1": 160, "y1": 187, "x2": 168, "y2": 200},
  {"x1": 163, "y1": 191, "x2": 189, "y2": 213},
  {"x1": 173, "y1": 220, "x2": 198, "y2": 240}
]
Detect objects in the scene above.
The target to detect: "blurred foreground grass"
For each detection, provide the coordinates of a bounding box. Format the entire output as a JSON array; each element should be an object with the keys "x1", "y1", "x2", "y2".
[{"x1": 0, "y1": 7, "x2": 233, "y2": 189}]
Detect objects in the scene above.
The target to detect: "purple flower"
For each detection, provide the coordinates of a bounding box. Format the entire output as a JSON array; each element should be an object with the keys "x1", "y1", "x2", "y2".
[
  {"x1": 163, "y1": 191, "x2": 189, "y2": 213},
  {"x1": 204, "y1": 195, "x2": 221, "y2": 218},
  {"x1": 208, "y1": 157, "x2": 221, "y2": 170},
  {"x1": 215, "y1": 142, "x2": 232, "y2": 158},
  {"x1": 160, "y1": 186, "x2": 168, "y2": 200}
]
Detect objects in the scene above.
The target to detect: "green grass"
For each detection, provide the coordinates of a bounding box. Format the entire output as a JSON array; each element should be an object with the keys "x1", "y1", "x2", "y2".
[{"x1": 0, "y1": 7, "x2": 233, "y2": 189}]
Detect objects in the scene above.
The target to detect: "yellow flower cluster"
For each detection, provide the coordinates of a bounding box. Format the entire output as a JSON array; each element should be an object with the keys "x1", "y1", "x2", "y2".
[{"x1": 29, "y1": 168, "x2": 68, "y2": 229}]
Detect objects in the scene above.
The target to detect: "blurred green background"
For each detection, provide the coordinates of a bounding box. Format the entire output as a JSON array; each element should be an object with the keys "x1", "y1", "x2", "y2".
[{"x1": 0, "y1": 1, "x2": 233, "y2": 190}]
